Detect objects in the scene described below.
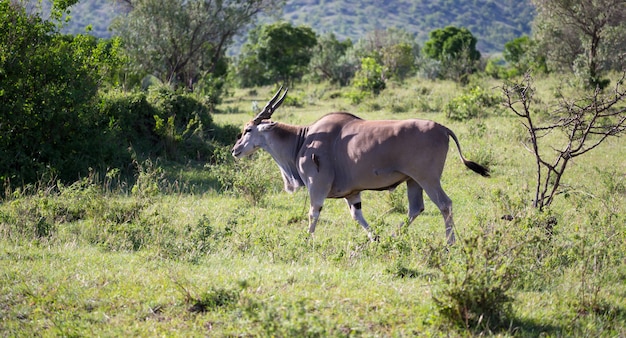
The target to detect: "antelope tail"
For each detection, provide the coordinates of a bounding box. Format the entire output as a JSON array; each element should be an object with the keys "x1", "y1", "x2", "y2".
[{"x1": 447, "y1": 128, "x2": 490, "y2": 177}]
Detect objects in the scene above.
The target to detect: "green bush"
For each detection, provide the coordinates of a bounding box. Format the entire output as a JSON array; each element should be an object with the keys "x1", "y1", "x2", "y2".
[
  {"x1": 432, "y1": 230, "x2": 519, "y2": 330},
  {"x1": 187, "y1": 286, "x2": 240, "y2": 313},
  {"x1": 212, "y1": 152, "x2": 280, "y2": 206},
  {"x1": 98, "y1": 87, "x2": 239, "y2": 168},
  {"x1": 444, "y1": 86, "x2": 501, "y2": 121},
  {"x1": 147, "y1": 86, "x2": 214, "y2": 160},
  {"x1": 352, "y1": 57, "x2": 386, "y2": 95},
  {"x1": 345, "y1": 89, "x2": 370, "y2": 105},
  {"x1": 0, "y1": 3, "x2": 127, "y2": 185}
]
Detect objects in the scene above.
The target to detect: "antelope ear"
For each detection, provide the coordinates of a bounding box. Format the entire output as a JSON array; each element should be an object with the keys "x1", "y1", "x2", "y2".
[{"x1": 258, "y1": 122, "x2": 277, "y2": 132}]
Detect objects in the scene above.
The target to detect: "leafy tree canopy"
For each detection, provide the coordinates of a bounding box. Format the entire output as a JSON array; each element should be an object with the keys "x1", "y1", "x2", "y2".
[
  {"x1": 235, "y1": 21, "x2": 317, "y2": 87},
  {"x1": 532, "y1": 0, "x2": 626, "y2": 88},
  {"x1": 351, "y1": 28, "x2": 420, "y2": 82},
  {"x1": 112, "y1": 0, "x2": 281, "y2": 91},
  {"x1": 308, "y1": 32, "x2": 355, "y2": 85},
  {"x1": 423, "y1": 26, "x2": 481, "y2": 63},
  {"x1": 422, "y1": 26, "x2": 481, "y2": 82}
]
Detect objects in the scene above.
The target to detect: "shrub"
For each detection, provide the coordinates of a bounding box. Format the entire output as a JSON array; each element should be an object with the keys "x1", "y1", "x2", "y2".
[
  {"x1": 98, "y1": 87, "x2": 235, "y2": 166},
  {"x1": 352, "y1": 57, "x2": 386, "y2": 95},
  {"x1": 432, "y1": 230, "x2": 519, "y2": 331},
  {"x1": 188, "y1": 287, "x2": 240, "y2": 313},
  {"x1": 212, "y1": 152, "x2": 280, "y2": 206},
  {"x1": 148, "y1": 86, "x2": 215, "y2": 161},
  {"x1": 0, "y1": 4, "x2": 126, "y2": 185},
  {"x1": 345, "y1": 89, "x2": 370, "y2": 105},
  {"x1": 444, "y1": 86, "x2": 501, "y2": 121},
  {"x1": 98, "y1": 90, "x2": 156, "y2": 161}
]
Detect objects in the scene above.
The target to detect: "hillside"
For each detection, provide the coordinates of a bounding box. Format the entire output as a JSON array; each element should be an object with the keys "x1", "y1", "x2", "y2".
[
  {"x1": 60, "y1": 0, "x2": 535, "y2": 54},
  {"x1": 281, "y1": 0, "x2": 535, "y2": 53}
]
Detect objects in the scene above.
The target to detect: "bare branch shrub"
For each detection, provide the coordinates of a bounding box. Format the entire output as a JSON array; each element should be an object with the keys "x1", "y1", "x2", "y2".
[{"x1": 501, "y1": 72, "x2": 626, "y2": 210}]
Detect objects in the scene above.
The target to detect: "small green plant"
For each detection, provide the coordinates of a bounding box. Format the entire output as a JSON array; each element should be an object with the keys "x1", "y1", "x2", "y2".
[
  {"x1": 345, "y1": 88, "x2": 370, "y2": 105},
  {"x1": 282, "y1": 90, "x2": 304, "y2": 107},
  {"x1": 131, "y1": 159, "x2": 165, "y2": 197},
  {"x1": 385, "y1": 188, "x2": 407, "y2": 215},
  {"x1": 188, "y1": 287, "x2": 240, "y2": 313},
  {"x1": 385, "y1": 261, "x2": 422, "y2": 279},
  {"x1": 212, "y1": 152, "x2": 279, "y2": 206}
]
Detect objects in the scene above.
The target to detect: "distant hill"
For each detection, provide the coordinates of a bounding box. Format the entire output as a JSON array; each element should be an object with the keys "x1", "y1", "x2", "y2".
[{"x1": 60, "y1": 0, "x2": 535, "y2": 54}]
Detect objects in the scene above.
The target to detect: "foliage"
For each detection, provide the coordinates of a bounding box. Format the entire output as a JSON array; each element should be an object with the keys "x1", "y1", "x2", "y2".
[
  {"x1": 350, "y1": 28, "x2": 421, "y2": 82},
  {"x1": 97, "y1": 90, "x2": 157, "y2": 158},
  {"x1": 186, "y1": 286, "x2": 241, "y2": 313},
  {"x1": 0, "y1": 0, "x2": 236, "y2": 188},
  {"x1": 234, "y1": 21, "x2": 318, "y2": 87},
  {"x1": 433, "y1": 231, "x2": 520, "y2": 331},
  {"x1": 380, "y1": 42, "x2": 416, "y2": 81},
  {"x1": 0, "y1": 2, "x2": 125, "y2": 184},
  {"x1": 503, "y1": 35, "x2": 532, "y2": 75},
  {"x1": 351, "y1": 57, "x2": 386, "y2": 97},
  {"x1": 99, "y1": 87, "x2": 239, "y2": 165},
  {"x1": 255, "y1": 0, "x2": 533, "y2": 54},
  {"x1": 532, "y1": 0, "x2": 626, "y2": 88},
  {"x1": 486, "y1": 36, "x2": 548, "y2": 80},
  {"x1": 423, "y1": 26, "x2": 481, "y2": 82},
  {"x1": 57, "y1": 0, "x2": 535, "y2": 55},
  {"x1": 307, "y1": 32, "x2": 355, "y2": 85},
  {"x1": 423, "y1": 26, "x2": 481, "y2": 63},
  {"x1": 148, "y1": 86, "x2": 216, "y2": 161},
  {"x1": 211, "y1": 150, "x2": 280, "y2": 206},
  {"x1": 484, "y1": 56, "x2": 510, "y2": 79},
  {"x1": 444, "y1": 86, "x2": 502, "y2": 121},
  {"x1": 111, "y1": 0, "x2": 279, "y2": 91}
]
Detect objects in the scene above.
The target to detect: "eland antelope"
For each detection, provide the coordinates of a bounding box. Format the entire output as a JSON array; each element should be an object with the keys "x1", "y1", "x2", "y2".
[{"x1": 231, "y1": 87, "x2": 489, "y2": 245}]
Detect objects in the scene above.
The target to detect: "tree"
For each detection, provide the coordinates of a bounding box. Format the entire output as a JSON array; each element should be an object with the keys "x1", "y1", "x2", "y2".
[
  {"x1": 532, "y1": 0, "x2": 626, "y2": 89},
  {"x1": 351, "y1": 28, "x2": 420, "y2": 82},
  {"x1": 234, "y1": 21, "x2": 317, "y2": 87},
  {"x1": 380, "y1": 42, "x2": 416, "y2": 81},
  {"x1": 111, "y1": 0, "x2": 281, "y2": 91},
  {"x1": 503, "y1": 36, "x2": 532, "y2": 75},
  {"x1": 423, "y1": 26, "x2": 481, "y2": 83},
  {"x1": 308, "y1": 32, "x2": 355, "y2": 86},
  {"x1": 501, "y1": 73, "x2": 626, "y2": 211},
  {"x1": 485, "y1": 36, "x2": 547, "y2": 79}
]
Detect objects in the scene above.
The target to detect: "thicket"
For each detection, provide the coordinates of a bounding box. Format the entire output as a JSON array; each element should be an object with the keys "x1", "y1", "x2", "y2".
[
  {"x1": 1, "y1": 2, "x2": 110, "y2": 184},
  {"x1": 0, "y1": 3, "x2": 238, "y2": 189}
]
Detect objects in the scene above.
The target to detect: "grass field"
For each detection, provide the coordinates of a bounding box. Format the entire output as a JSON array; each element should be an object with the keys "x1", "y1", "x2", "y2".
[{"x1": 1, "y1": 75, "x2": 625, "y2": 336}]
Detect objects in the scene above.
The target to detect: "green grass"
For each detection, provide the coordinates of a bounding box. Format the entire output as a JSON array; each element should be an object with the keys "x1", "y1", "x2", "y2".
[{"x1": 2, "y1": 76, "x2": 626, "y2": 336}]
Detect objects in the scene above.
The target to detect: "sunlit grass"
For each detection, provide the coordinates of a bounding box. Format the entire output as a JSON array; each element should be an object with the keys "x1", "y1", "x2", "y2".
[{"x1": 1, "y1": 76, "x2": 625, "y2": 336}]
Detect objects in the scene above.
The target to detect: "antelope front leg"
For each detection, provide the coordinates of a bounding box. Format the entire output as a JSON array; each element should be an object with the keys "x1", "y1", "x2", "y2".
[{"x1": 308, "y1": 204, "x2": 322, "y2": 234}]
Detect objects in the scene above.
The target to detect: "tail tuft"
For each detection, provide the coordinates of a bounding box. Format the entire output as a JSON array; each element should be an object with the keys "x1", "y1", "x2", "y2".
[
  {"x1": 464, "y1": 160, "x2": 490, "y2": 177},
  {"x1": 446, "y1": 126, "x2": 491, "y2": 178}
]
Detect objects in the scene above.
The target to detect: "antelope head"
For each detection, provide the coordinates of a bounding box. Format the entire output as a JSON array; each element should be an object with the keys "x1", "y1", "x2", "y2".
[{"x1": 231, "y1": 86, "x2": 288, "y2": 158}]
